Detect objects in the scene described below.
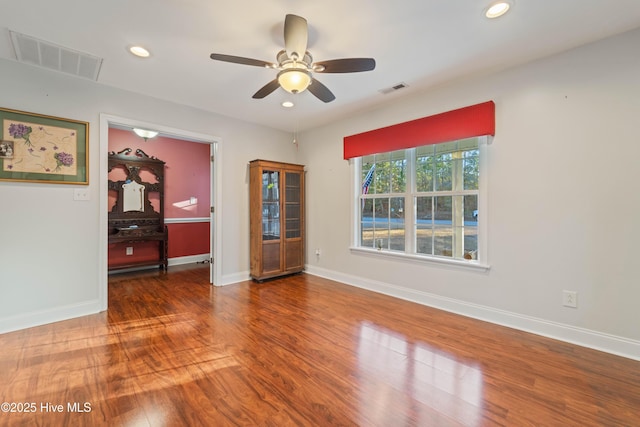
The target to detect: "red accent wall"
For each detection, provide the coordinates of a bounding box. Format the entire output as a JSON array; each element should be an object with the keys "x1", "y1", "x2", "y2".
[
  {"x1": 109, "y1": 241, "x2": 161, "y2": 267},
  {"x1": 108, "y1": 128, "x2": 210, "y2": 268},
  {"x1": 167, "y1": 222, "x2": 210, "y2": 256}
]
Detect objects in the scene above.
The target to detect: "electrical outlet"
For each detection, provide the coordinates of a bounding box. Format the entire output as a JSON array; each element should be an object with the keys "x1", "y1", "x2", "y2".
[
  {"x1": 315, "y1": 248, "x2": 321, "y2": 256},
  {"x1": 562, "y1": 290, "x2": 578, "y2": 308},
  {"x1": 126, "y1": 247, "x2": 134, "y2": 256}
]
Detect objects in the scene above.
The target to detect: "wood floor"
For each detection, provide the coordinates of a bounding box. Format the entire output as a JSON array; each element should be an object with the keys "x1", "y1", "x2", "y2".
[{"x1": 1, "y1": 266, "x2": 639, "y2": 426}]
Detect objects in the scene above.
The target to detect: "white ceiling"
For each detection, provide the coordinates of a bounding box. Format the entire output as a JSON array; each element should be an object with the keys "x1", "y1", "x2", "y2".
[{"x1": 2, "y1": 1, "x2": 640, "y2": 133}]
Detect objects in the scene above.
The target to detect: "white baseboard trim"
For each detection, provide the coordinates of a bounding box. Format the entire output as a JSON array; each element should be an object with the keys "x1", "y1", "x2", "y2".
[
  {"x1": 168, "y1": 254, "x2": 210, "y2": 266},
  {"x1": 218, "y1": 270, "x2": 251, "y2": 287},
  {"x1": 305, "y1": 265, "x2": 640, "y2": 361},
  {"x1": 0, "y1": 300, "x2": 103, "y2": 335}
]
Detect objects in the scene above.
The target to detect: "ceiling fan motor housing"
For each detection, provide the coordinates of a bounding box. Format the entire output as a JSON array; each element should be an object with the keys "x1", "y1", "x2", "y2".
[
  {"x1": 277, "y1": 50, "x2": 312, "y2": 68},
  {"x1": 276, "y1": 50, "x2": 313, "y2": 93}
]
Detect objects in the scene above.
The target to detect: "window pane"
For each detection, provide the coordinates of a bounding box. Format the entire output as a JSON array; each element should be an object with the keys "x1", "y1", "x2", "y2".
[
  {"x1": 416, "y1": 196, "x2": 432, "y2": 221},
  {"x1": 390, "y1": 197, "x2": 405, "y2": 251},
  {"x1": 391, "y1": 151, "x2": 406, "y2": 193},
  {"x1": 415, "y1": 155, "x2": 433, "y2": 192},
  {"x1": 373, "y1": 153, "x2": 390, "y2": 194},
  {"x1": 464, "y1": 195, "x2": 478, "y2": 259},
  {"x1": 361, "y1": 198, "x2": 373, "y2": 248},
  {"x1": 434, "y1": 196, "x2": 452, "y2": 223},
  {"x1": 464, "y1": 194, "x2": 478, "y2": 223},
  {"x1": 362, "y1": 158, "x2": 375, "y2": 195},
  {"x1": 416, "y1": 225, "x2": 433, "y2": 255},
  {"x1": 416, "y1": 196, "x2": 432, "y2": 255},
  {"x1": 434, "y1": 225, "x2": 453, "y2": 257},
  {"x1": 435, "y1": 154, "x2": 452, "y2": 191},
  {"x1": 463, "y1": 149, "x2": 479, "y2": 190},
  {"x1": 373, "y1": 198, "x2": 389, "y2": 249},
  {"x1": 434, "y1": 196, "x2": 453, "y2": 257}
]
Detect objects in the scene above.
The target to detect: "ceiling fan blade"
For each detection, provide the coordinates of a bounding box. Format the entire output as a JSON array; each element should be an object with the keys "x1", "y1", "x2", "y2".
[
  {"x1": 210, "y1": 53, "x2": 275, "y2": 68},
  {"x1": 284, "y1": 14, "x2": 308, "y2": 61},
  {"x1": 308, "y1": 78, "x2": 336, "y2": 103},
  {"x1": 314, "y1": 58, "x2": 376, "y2": 73},
  {"x1": 252, "y1": 79, "x2": 280, "y2": 99}
]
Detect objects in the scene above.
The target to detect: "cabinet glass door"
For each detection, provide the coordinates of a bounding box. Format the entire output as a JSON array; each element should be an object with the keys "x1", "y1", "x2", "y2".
[
  {"x1": 261, "y1": 170, "x2": 280, "y2": 240},
  {"x1": 285, "y1": 172, "x2": 301, "y2": 238}
]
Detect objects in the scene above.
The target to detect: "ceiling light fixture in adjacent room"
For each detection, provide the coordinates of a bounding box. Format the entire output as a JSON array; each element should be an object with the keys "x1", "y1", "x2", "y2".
[
  {"x1": 133, "y1": 128, "x2": 159, "y2": 141},
  {"x1": 129, "y1": 45, "x2": 151, "y2": 58},
  {"x1": 485, "y1": 1, "x2": 512, "y2": 19}
]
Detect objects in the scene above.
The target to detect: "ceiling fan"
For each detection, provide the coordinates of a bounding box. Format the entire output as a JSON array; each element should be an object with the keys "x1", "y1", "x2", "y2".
[{"x1": 210, "y1": 14, "x2": 376, "y2": 103}]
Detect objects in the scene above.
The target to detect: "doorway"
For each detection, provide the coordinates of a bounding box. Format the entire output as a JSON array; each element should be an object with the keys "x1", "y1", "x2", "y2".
[{"x1": 99, "y1": 114, "x2": 222, "y2": 311}]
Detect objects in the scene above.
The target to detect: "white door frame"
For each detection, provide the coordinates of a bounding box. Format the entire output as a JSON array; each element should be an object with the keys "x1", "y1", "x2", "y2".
[
  {"x1": 98, "y1": 114, "x2": 223, "y2": 311},
  {"x1": 209, "y1": 141, "x2": 217, "y2": 283}
]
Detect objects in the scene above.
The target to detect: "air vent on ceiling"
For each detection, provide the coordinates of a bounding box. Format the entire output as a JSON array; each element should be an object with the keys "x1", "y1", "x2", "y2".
[
  {"x1": 379, "y1": 82, "x2": 409, "y2": 95},
  {"x1": 9, "y1": 30, "x2": 103, "y2": 81}
]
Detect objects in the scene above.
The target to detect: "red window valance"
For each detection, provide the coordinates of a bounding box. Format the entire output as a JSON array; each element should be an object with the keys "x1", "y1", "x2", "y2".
[{"x1": 343, "y1": 101, "x2": 495, "y2": 159}]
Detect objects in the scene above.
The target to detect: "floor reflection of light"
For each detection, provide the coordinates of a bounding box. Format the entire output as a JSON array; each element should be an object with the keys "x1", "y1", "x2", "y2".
[
  {"x1": 357, "y1": 322, "x2": 483, "y2": 426},
  {"x1": 5, "y1": 313, "x2": 238, "y2": 426},
  {"x1": 125, "y1": 411, "x2": 154, "y2": 427}
]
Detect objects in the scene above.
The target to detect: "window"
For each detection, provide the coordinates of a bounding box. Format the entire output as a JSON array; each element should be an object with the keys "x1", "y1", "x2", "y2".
[
  {"x1": 356, "y1": 137, "x2": 484, "y2": 263},
  {"x1": 360, "y1": 150, "x2": 407, "y2": 251}
]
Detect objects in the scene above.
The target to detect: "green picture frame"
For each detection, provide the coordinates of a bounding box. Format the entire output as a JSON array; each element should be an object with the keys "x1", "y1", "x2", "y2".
[{"x1": 0, "y1": 107, "x2": 89, "y2": 185}]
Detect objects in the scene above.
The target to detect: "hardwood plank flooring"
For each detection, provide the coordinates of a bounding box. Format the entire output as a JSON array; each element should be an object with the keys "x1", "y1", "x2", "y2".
[{"x1": 1, "y1": 266, "x2": 639, "y2": 426}]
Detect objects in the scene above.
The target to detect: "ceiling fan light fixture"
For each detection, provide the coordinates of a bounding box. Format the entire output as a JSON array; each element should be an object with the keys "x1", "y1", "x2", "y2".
[
  {"x1": 133, "y1": 128, "x2": 159, "y2": 140},
  {"x1": 278, "y1": 69, "x2": 311, "y2": 94}
]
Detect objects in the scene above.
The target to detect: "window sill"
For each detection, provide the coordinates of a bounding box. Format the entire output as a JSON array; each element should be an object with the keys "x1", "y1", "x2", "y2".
[{"x1": 349, "y1": 247, "x2": 491, "y2": 272}]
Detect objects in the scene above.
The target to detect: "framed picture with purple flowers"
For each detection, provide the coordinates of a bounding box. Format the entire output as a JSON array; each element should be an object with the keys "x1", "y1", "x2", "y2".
[{"x1": 0, "y1": 107, "x2": 88, "y2": 185}]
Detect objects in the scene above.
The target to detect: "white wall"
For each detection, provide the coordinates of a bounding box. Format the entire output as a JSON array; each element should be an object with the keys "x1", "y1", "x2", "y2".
[
  {"x1": 0, "y1": 58, "x2": 295, "y2": 333},
  {"x1": 299, "y1": 28, "x2": 640, "y2": 360}
]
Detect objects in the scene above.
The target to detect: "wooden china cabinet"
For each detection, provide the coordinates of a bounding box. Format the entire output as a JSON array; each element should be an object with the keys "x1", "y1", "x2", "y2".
[{"x1": 249, "y1": 159, "x2": 305, "y2": 281}]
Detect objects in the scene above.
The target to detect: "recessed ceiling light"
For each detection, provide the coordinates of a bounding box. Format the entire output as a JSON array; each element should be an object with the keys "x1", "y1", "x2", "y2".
[
  {"x1": 485, "y1": 1, "x2": 512, "y2": 19},
  {"x1": 282, "y1": 101, "x2": 294, "y2": 108},
  {"x1": 129, "y1": 45, "x2": 151, "y2": 58}
]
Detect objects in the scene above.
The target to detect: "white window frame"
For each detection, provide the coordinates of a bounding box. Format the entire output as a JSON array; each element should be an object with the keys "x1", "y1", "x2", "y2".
[{"x1": 349, "y1": 136, "x2": 491, "y2": 271}]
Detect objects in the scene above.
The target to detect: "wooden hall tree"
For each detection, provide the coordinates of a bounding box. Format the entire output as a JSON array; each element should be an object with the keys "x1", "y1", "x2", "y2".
[
  {"x1": 249, "y1": 160, "x2": 305, "y2": 281},
  {"x1": 108, "y1": 148, "x2": 168, "y2": 270}
]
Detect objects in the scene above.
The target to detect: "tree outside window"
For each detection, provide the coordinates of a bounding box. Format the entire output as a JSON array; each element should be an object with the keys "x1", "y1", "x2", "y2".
[{"x1": 359, "y1": 138, "x2": 479, "y2": 261}]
